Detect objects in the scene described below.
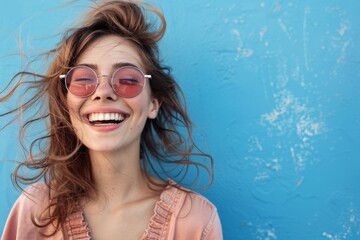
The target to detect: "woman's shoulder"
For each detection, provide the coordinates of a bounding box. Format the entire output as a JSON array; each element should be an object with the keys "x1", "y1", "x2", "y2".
[
  {"x1": 172, "y1": 184, "x2": 218, "y2": 223},
  {"x1": 18, "y1": 182, "x2": 50, "y2": 207},
  {"x1": 161, "y1": 181, "x2": 215, "y2": 210},
  {"x1": 24, "y1": 181, "x2": 49, "y2": 194},
  {"x1": 1, "y1": 182, "x2": 56, "y2": 240},
  {"x1": 6, "y1": 182, "x2": 51, "y2": 227},
  {"x1": 174, "y1": 186, "x2": 216, "y2": 214},
  {"x1": 7, "y1": 182, "x2": 51, "y2": 224}
]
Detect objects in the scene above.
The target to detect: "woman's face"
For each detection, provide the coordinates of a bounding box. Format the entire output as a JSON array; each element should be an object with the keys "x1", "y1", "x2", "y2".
[{"x1": 67, "y1": 35, "x2": 159, "y2": 155}]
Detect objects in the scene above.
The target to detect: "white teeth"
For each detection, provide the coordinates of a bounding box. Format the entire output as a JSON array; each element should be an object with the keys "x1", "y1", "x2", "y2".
[{"x1": 88, "y1": 113, "x2": 126, "y2": 123}]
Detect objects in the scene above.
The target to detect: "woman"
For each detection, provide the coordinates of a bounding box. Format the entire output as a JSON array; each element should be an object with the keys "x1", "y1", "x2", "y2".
[{"x1": 1, "y1": 1, "x2": 222, "y2": 239}]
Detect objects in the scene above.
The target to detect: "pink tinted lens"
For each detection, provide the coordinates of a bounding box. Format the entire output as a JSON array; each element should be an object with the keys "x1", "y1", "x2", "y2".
[
  {"x1": 112, "y1": 67, "x2": 145, "y2": 98},
  {"x1": 66, "y1": 67, "x2": 97, "y2": 97}
]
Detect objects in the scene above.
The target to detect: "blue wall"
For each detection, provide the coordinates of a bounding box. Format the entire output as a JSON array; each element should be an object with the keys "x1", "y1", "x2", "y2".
[{"x1": 1, "y1": 1, "x2": 360, "y2": 239}]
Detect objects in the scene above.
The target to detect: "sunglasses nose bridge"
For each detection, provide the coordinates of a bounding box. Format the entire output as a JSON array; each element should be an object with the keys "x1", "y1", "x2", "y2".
[
  {"x1": 96, "y1": 74, "x2": 113, "y2": 85},
  {"x1": 93, "y1": 74, "x2": 115, "y2": 94},
  {"x1": 97, "y1": 74, "x2": 112, "y2": 81},
  {"x1": 97, "y1": 74, "x2": 111, "y2": 78}
]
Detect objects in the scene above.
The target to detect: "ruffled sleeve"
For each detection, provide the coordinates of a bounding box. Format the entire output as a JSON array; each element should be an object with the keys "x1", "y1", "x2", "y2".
[
  {"x1": 141, "y1": 181, "x2": 223, "y2": 240},
  {"x1": 63, "y1": 204, "x2": 92, "y2": 240},
  {"x1": 142, "y1": 184, "x2": 181, "y2": 239}
]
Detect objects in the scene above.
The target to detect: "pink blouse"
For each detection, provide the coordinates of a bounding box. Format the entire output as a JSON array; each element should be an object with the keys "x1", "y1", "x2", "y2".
[{"x1": 1, "y1": 182, "x2": 223, "y2": 239}]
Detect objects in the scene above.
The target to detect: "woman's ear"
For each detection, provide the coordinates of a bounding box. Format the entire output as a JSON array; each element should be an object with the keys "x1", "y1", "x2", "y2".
[{"x1": 148, "y1": 97, "x2": 161, "y2": 119}]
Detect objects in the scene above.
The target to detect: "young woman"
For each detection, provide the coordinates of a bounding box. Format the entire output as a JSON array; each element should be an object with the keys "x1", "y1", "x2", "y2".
[{"x1": 1, "y1": 1, "x2": 222, "y2": 239}]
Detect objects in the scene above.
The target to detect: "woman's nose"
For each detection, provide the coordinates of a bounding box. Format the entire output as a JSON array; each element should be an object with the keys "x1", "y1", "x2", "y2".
[{"x1": 90, "y1": 75, "x2": 118, "y2": 101}]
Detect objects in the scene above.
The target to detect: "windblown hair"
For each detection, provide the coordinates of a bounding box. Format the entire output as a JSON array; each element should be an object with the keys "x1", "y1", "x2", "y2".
[{"x1": 0, "y1": 0, "x2": 213, "y2": 236}]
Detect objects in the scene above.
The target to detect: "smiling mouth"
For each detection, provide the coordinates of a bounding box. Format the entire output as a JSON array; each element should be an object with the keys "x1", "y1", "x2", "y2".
[{"x1": 88, "y1": 112, "x2": 128, "y2": 125}]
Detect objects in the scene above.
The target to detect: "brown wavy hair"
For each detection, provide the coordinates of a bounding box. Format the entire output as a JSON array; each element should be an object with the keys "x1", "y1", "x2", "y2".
[{"x1": 0, "y1": 0, "x2": 213, "y2": 236}]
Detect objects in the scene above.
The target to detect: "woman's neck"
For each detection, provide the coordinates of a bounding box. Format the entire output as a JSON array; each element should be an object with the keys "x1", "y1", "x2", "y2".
[{"x1": 86, "y1": 148, "x2": 149, "y2": 206}]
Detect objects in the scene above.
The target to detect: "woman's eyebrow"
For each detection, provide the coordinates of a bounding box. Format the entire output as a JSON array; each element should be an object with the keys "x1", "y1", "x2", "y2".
[
  {"x1": 112, "y1": 62, "x2": 139, "y2": 69},
  {"x1": 74, "y1": 62, "x2": 140, "y2": 70},
  {"x1": 75, "y1": 63, "x2": 98, "y2": 69}
]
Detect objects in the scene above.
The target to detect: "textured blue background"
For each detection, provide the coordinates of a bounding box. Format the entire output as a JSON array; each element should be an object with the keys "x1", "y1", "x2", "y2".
[{"x1": 1, "y1": 1, "x2": 360, "y2": 239}]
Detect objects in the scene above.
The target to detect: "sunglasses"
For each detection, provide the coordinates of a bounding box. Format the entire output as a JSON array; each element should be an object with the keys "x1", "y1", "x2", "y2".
[{"x1": 59, "y1": 65, "x2": 151, "y2": 98}]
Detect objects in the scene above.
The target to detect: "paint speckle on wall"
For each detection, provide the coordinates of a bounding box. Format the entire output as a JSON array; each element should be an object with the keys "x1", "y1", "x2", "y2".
[
  {"x1": 338, "y1": 22, "x2": 348, "y2": 36},
  {"x1": 259, "y1": 27, "x2": 267, "y2": 42},
  {"x1": 231, "y1": 28, "x2": 254, "y2": 60},
  {"x1": 322, "y1": 205, "x2": 360, "y2": 239},
  {"x1": 247, "y1": 55, "x2": 327, "y2": 175},
  {"x1": 256, "y1": 223, "x2": 278, "y2": 240},
  {"x1": 273, "y1": 3, "x2": 282, "y2": 13},
  {"x1": 302, "y1": 7, "x2": 311, "y2": 71},
  {"x1": 263, "y1": 90, "x2": 324, "y2": 158}
]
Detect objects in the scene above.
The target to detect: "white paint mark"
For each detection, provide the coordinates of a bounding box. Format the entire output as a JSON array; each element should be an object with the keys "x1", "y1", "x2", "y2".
[
  {"x1": 296, "y1": 115, "x2": 322, "y2": 137},
  {"x1": 303, "y1": 7, "x2": 310, "y2": 70},
  {"x1": 322, "y1": 232, "x2": 333, "y2": 239},
  {"x1": 290, "y1": 146, "x2": 306, "y2": 170},
  {"x1": 254, "y1": 175, "x2": 270, "y2": 182},
  {"x1": 261, "y1": 91, "x2": 292, "y2": 124},
  {"x1": 322, "y1": 205, "x2": 360, "y2": 239},
  {"x1": 278, "y1": 18, "x2": 293, "y2": 40},
  {"x1": 232, "y1": 29, "x2": 240, "y2": 38},
  {"x1": 295, "y1": 176, "x2": 304, "y2": 188},
  {"x1": 261, "y1": 89, "x2": 325, "y2": 171},
  {"x1": 278, "y1": 18, "x2": 288, "y2": 33},
  {"x1": 277, "y1": 64, "x2": 290, "y2": 88},
  {"x1": 292, "y1": 65, "x2": 307, "y2": 88},
  {"x1": 241, "y1": 48, "x2": 254, "y2": 58},
  {"x1": 337, "y1": 40, "x2": 350, "y2": 64},
  {"x1": 266, "y1": 159, "x2": 281, "y2": 171},
  {"x1": 249, "y1": 136, "x2": 263, "y2": 152},
  {"x1": 232, "y1": 28, "x2": 253, "y2": 60},
  {"x1": 260, "y1": 2, "x2": 266, "y2": 8},
  {"x1": 260, "y1": 27, "x2": 267, "y2": 42},
  {"x1": 256, "y1": 225, "x2": 278, "y2": 239},
  {"x1": 273, "y1": 3, "x2": 282, "y2": 12},
  {"x1": 245, "y1": 56, "x2": 326, "y2": 176},
  {"x1": 338, "y1": 22, "x2": 348, "y2": 36},
  {"x1": 263, "y1": 109, "x2": 282, "y2": 123}
]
